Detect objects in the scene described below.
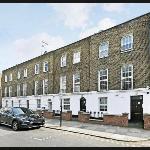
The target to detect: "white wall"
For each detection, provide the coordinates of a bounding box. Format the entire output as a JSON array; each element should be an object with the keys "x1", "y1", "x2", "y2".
[{"x1": 2, "y1": 88, "x2": 150, "y2": 119}]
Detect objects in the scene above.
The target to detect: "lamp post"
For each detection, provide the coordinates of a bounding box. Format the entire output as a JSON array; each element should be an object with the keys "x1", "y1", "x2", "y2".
[{"x1": 59, "y1": 90, "x2": 63, "y2": 127}]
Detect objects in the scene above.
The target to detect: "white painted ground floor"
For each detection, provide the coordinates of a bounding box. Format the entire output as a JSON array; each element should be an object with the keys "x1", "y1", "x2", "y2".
[{"x1": 2, "y1": 88, "x2": 150, "y2": 120}]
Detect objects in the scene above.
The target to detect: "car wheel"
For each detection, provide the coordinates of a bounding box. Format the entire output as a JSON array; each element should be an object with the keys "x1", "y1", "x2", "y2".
[{"x1": 12, "y1": 121, "x2": 19, "y2": 131}]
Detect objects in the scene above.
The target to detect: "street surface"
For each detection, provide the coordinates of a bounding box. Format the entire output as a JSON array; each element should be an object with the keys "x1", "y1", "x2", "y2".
[{"x1": 0, "y1": 124, "x2": 149, "y2": 147}]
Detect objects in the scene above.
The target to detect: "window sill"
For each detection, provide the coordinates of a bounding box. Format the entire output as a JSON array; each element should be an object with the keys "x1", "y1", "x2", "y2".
[
  {"x1": 73, "y1": 62, "x2": 80, "y2": 65},
  {"x1": 73, "y1": 91, "x2": 80, "y2": 93},
  {"x1": 98, "y1": 56, "x2": 109, "y2": 59},
  {"x1": 98, "y1": 90, "x2": 108, "y2": 93},
  {"x1": 60, "y1": 66, "x2": 66, "y2": 68},
  {"x1": 120, "y1": 89, "x2": 133, "y2": 91},
  {"x1": 121, "y1": 48, "x2": 133, "y2": 53}
]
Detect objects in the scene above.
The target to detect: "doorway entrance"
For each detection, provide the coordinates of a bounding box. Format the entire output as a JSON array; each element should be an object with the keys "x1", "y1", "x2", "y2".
[
  {"x1": 130, "y1": 95, "x2": 143, "y2": 122},
  {"x1": 48, "y1": 99, "x2": 52, "y2": 112},
  {"x1": 80, "y1": 97, "x2": 86, "y2": 112}
]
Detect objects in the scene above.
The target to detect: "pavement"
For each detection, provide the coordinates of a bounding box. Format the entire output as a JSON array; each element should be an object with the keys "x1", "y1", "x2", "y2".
[{"x1": 44, "y1": 118, "x2": 150, "y2": 142}]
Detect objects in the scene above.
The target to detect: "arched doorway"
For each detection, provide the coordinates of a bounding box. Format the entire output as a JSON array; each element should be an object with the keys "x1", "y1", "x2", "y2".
[{"x1": 80, "y1": 97, "x2": 86, "y2": 112}]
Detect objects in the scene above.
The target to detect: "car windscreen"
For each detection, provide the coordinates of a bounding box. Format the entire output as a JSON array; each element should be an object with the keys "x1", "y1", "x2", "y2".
[
  {"x1": 12, "y1": 108, "x2": 25, "y2": 115},
  {"x1": 20, "y1": 107, "x2": 34, "y2": 115}
]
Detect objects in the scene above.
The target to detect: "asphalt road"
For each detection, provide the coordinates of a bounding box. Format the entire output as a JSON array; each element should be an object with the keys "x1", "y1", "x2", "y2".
[{"x1": 0, "y1": 124, "x2": 148, "y2": 147}]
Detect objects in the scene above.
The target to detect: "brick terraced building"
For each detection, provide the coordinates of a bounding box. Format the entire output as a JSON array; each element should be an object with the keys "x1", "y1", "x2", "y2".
[
  {"x1": 1, "y1": 13, "x2": 150, "y2": 122},
  {"x1": 0, "y1": 74, "x2": 2, "y2": 107}
]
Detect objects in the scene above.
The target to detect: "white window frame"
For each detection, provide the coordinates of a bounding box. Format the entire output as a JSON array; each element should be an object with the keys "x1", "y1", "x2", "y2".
[
  {"x1": 43, "y1": 79, "x2": 48, "y2": 95},
  {"x1": 73, "y1": 51, "x2": 80, "y2": 64},
  {"x1": 37, "y1": 99, "x2": 41, "y2": 109},
  {"x1": 99, "y1": 41, "x2": 109, "y2": 58},
  {"x1": 23, "y1": 83, "x2": 27, "y2": 96},
  {"x1": 61, "y1": 54, "x2": 67, "y2": 67},
  {"x1": 4, "y1": 87, "x2": 7, "y2": 97},
  {"x1": 34, "y1": 81, "x2": 38, "y2": 95},
  {"x1": 99, "y1": 97, "x2": 107, "y2": 112},
  {"x1": 5, "y1": 75, "x2": 7, "y2": 82},
  {"x1": 17, "y1": 84, "x2": 21, "y2": 97},
  {"x1": 35, "y1": 64, "x2": 40, "y2": 74},
  {"x1": 24, "y1": 68, "x2": 27, "y2": 77},
  {"x1": 121, "y1": 64, "x2": 133, "y2": 90},
  {"x1": 60, "y1": 75, "x2": 66, "y2": 93},
  {"x1": 9, "y1": 86, "x2": 12, "y2": 97},
  {"x1": 121, "y1": 34, "x2": 133, "y2": 52},
  {"x1": 98, "y1": 69, "x2": 108, "y2": 91},
  {"x1": 17, "y1": 71, "x2": 21, "y2": 79},
  {"x1": 73, "y1": 72, "x2": 80, "y2": 92},
  {"x1": 63, "y1": 98, "x2": 70, "y2": 111},
  {"x1": 43, "y1": 61, "x2": 48, "y2": 72},
  {"x1": 9, "y1": 73, "x2": 12, "y2": 81}
]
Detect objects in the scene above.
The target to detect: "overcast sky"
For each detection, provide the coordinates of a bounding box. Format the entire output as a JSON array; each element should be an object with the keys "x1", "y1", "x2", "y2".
[{"x1": 0, "y1": 3, "x2": 150, "y2": 73}]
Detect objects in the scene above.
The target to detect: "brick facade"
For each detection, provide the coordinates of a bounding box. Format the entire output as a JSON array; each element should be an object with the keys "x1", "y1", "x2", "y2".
[
  {"x1": 53, "y1": 38, "x2": 90, "y2": 94},
  {"x1": 1, "y1": 53, "x2": 54, "y2": 97},
  {"x1": 62, "y1": 111, "x2": 72, "y2": 121},
  {"x1": 1, "y1": 13, "x2": 150, "y2": 125},
  {"x1": 144, "y1": 114, "x2": 150, "y2": 129},
  {"x1": 43, "y1": 111, "x2": 54, "y2": 119},
  {"x1": 89, "y1": 14, "x2": 150, "y2": 91},
  {"x1": 2, "y1": 13, "x2": 150, "y2": 97},
  {"x1": 78, "y1": 111, "x2": 90, "y2": 123},
  {"x1": 103, "y1": 113, "x2": 128, "y2": 127}
]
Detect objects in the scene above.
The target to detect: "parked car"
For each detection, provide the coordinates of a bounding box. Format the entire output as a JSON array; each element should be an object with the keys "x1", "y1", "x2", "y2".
[{"x1": 0, "y1": 107, "x2": 45, "y2": 131}]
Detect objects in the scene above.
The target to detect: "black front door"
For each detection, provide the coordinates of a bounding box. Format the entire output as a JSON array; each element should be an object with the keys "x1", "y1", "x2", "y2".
[
  {"x1": 130, "y1": 95, "x2": 143, "y2": 122},
  {"x1": 80, "y1": 97, "x2": 86, "y2": 112}
]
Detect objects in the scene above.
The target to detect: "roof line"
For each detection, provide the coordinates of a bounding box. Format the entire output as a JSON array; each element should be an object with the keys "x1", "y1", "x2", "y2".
[{"x1": 3, "y1": 12, "x2": 150, "y2": 72}]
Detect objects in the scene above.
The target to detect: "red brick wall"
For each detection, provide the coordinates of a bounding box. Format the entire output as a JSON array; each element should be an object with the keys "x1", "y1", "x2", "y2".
[
  {"x1": 62, "y1": 111, "x2": 72, "y2": 121},
  {"x1": 43, "y1": 111, "x2": 54, "y2": 119},
  {"x1": 144, "y1": 114, "x2": 150, "y2": 129},
  {"x1": 78, "y1": 111, "x2": 90, "y2": 123},
  {"x1": 34, "y1": 110, "x2": 55, "y2": 119},
  {"x1": 103, "y1": 113, "x2": 128, "y2": 127}
]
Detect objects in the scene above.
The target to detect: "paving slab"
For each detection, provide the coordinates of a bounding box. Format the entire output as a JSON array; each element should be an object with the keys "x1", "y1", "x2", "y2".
[
  {"x1": 44, "y1": 119, "x2": 150, "y2": 141},
  {"x1": 44, "y1": 123, "x2": 148, "y2": 142}
]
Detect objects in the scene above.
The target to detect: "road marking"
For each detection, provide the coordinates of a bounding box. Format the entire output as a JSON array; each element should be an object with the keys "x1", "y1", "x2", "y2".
[{"x1": 33, "y1": 137, "x2": 43, "y2": 141}]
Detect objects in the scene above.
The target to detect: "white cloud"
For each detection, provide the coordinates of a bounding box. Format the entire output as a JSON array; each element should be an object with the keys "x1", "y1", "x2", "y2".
[
  {"x1": 79, "y1": 18, "x2": 116, "y2": 39},
  {"x1": 102, "y1": 3, "x2": 126, "y2": 12},
  {"x1": 13, "y1": 32, "x2": 66, "y2": 62},
  {"x1": 98, "y1": 18, "x2": 116, "y2": 30},
  {"x1": 49, "y1": 3, "x2": 96, "y2": 29}
]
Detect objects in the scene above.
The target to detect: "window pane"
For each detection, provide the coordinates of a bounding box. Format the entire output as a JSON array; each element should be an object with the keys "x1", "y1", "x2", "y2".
[
  {"x1": 100, "y1": 97, "x2": 107, "y2": 111},
  {"x1": 121, "y1": 35, "x2": 133, "y2": 51},
  {"x1": 121, "y1": 65, "x2": 133, "y2": 90},
  {"x1": 63, "y1": 99, "x2": 70, "y2": 110},
  {"x1": 99, "y1": 42, "x2": 109, "y2": 58}
]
